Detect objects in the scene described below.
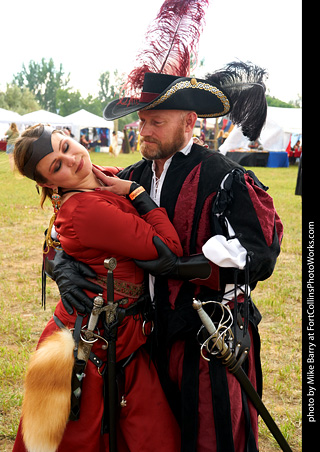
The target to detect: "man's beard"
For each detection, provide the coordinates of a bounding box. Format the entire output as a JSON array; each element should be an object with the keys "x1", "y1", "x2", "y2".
[{"x1": 140, "y1": 126, "x2": 186, "y2": 161}]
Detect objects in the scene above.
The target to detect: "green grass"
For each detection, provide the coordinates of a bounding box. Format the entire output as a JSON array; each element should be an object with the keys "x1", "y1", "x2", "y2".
[{"x1": 0, "y1": 151, "x2": 301, "y2": 451}]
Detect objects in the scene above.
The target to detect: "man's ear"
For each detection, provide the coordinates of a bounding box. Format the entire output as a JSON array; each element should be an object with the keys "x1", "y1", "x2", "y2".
[{"x1": 185, "y1": 111, "x2": 198, "y2": 132}]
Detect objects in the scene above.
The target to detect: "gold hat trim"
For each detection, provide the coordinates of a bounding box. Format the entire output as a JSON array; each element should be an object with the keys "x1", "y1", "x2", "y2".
[{"x1": 142, "y1": 79, "x2": 230, "y2": 117}]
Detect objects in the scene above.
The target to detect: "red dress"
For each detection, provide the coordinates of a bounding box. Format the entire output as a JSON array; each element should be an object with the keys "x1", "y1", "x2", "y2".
[{"x1": 13, "y1": 188, "x2": 183, "y2": 452}]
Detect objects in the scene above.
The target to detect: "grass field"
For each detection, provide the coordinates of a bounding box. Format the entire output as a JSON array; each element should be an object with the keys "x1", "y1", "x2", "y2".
[{"x1": 0, "y1": 149, "x2": 302, "y2": 451}]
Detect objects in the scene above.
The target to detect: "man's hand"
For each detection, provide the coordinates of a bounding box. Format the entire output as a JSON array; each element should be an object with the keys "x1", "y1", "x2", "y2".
[
  {"x1": 134, "y1": 236, "x2": 179, "y2": 276},
  {"x1": 45, "y1": 249, "x2": 101, "y2": 314},
  {"x1": 134, "y1": 236, "x2": 211, "y2": 280}
]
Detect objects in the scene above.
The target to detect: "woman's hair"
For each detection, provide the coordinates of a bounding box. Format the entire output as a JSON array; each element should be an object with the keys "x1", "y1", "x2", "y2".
[
  {"x1": 14, "y1": 124, "x2": 64, "y2": 208},
  {"x1": 10, "y1": 123, "x2": 19, "y2": 133}
]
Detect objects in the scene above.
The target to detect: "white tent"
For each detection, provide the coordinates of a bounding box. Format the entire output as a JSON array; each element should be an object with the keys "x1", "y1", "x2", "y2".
[
  {"x1": 0, "y1": 108, "x2": 23, "y2": 138},
  {"x1": 64, "y1": 109, "x2": 114, "y2": 143},
  {"x1": 0, "y1": 108, "x2": 22, "y2": 123},
  {"x1": 267, "y1": 106, "x2": 302, "y2": 134},
  {"x1": 19, "y1": 109, "x2": 70, "y2": 127},
  {"x1": 219, "y1": 107, "x2": 302, "y2": 154}
]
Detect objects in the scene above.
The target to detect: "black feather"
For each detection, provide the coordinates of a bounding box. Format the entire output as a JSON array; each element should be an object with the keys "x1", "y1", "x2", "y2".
[{"x1": 205, "y1": 61, "x2": 268, "y2": 141}]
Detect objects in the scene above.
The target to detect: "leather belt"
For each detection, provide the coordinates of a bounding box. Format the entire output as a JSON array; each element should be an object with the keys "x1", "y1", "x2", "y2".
[{"x1": 87, "y1": 275, "x2": 144, "y2": 299}]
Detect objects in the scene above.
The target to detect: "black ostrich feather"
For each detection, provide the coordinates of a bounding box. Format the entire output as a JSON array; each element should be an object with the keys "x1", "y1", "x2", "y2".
[{"x1": 206, "y1": 61, "x2": 268, "y2": 141}]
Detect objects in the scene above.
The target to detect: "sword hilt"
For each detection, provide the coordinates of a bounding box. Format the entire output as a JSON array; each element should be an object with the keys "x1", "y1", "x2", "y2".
[
  {"x1": 193, "y1": 299, "x2": 293, "y2": 452},
  {"x1": 104, "y1": 258, "x2": 117, "y2": 306},
  {"x1": 87, "y1": 293, "x2": 104, "y2": 332},
  {"x1": 193, "y1": 299, "x2": 236, "y2": 367},
  {"x1": 104, "y1": 257, "x2": 117, "y2": 272}
]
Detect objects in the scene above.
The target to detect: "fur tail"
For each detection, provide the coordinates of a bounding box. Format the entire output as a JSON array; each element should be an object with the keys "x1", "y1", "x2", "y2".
[{"x1": 22, "y1": 329, "x2": 75, "y2": 452}]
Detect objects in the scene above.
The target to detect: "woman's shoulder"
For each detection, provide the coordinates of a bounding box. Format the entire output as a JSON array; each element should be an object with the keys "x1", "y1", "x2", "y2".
[
  {"x1": 60, "y1": 189, "x2": 125, "y2": 211},
  {"x1": 56, "y1": 190, "x2": 135, "y2": 233}
]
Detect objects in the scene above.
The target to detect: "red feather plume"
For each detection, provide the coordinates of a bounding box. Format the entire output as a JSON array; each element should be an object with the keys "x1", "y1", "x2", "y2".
[{"x1": 122, "y1": 0, "x2": 210, "y2": 98}]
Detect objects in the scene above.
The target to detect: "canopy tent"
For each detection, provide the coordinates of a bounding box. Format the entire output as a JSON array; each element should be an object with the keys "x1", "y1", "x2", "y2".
[
  {"x1": 0, "y1": 108, "x2": 22, "y2": 124},
  {"x1": 219, "y1": 107, "x2": 302, "y2": 154},
  {"x1": 64, "y1": 109, "x2": 114, "y2": 143},
  {"x1": 124, "y1": 121, "x2": 139, "y2": 129},
  {"x1": 0, "y1": 108, "x2": 23, "y2": 139},
  {"x1": 19, "y1": 109, "x2": 70, "y2": 127}
]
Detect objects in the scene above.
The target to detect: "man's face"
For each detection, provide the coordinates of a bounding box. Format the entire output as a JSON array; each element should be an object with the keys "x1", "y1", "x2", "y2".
[{"x1": 138, "y1": 109, "x2": 189, "y2": 161}]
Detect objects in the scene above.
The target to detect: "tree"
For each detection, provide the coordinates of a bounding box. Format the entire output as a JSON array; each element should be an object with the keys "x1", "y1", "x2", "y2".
[
  {"x1": 81, "y1": 95, "x2": 104, "y2": 117},
  {"x1": 266, "y1": 95, "x2": 301, "y2": 109},
  {"x1": 56, "y1": 89, "x2": 106, "y2": 117},
  {"x1": 288, "y1": 94, "x2": 302, "y2": 108},
  {"x1": 98, "y1": 70, "x2": 120, "y2": 104},
  {"x1": 98, "y1": 70, "x2": 138, "y2": 129},
  {"x1": 56, "y1": 89, "x2": 83, "y2": 116},
  {"x1": 0, "y1": 84, "x2": 40, "y2": 114},
  {"x1": 13, "y1": 58, "x2": 70, "y2": 113}
]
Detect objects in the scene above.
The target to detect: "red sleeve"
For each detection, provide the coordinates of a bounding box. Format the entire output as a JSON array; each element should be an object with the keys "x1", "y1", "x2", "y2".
[
  {"x1": 244, "y1": 173, "x2": 283, "y2": 246},
  {"x1": 71, "y1": 195, "x2": 183, "y2": 260}
]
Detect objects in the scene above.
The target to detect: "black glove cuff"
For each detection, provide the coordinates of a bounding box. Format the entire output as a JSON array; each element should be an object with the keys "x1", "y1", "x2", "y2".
[
  {"x1": 176, "y1": 254, "x2": 212, "y2": 280},
  {"x1": 128, "y1": 181, "x2": 141, "y2": 195},
  {"x1": 127, "y1": 182, "x2": 158, "y2": 215}
]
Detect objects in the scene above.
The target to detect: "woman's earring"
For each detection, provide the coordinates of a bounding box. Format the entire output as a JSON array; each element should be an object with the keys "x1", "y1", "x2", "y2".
[{"x1": 51, "y1": 188, "x2": 61, "y2": 213}]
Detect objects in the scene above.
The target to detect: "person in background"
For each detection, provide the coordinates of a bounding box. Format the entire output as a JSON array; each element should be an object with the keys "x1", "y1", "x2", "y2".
[
  {"x1": 289, "y1": 139, "x2": 301, "y2": 165},
  {"x1": 63, "y1": 126, "x2": 74, "y2": 138},
  {"x1": 293, "y1": 139, "x2": 301, "y2": 161},
  {"x1": 128, "y1": 127, "x2": 136, "y2": 153},
  {"x1": 5, "y1": 122, "x2": 19, "y2": 171},
  {"x1": 109, "y1": 130, "x2": 118, "y2": 157},
  {"x1": 80, "y1": 133, "x2": 90, "y2": 149},
  {"x1": 295, "y1": 152, "x2": 302, "y2": 196}
]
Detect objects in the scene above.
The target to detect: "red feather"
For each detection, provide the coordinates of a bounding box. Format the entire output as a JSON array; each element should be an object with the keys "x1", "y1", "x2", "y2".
[{"x1": 122, "y1": 0, "x2": 210, "y2": 98}]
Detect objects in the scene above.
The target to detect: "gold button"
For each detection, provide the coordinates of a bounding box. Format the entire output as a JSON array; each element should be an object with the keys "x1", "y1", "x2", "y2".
[{"x1": 190, "y1": 78, "x2": 197, "y2": 85}]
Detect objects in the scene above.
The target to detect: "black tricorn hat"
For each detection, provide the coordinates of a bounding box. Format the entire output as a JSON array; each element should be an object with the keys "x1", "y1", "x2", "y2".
[{"x1": 103, "y1": 72, "x2": 232, "y2": 121}]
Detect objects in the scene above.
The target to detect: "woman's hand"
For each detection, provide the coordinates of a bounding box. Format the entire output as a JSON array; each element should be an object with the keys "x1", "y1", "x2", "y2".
[
  {"x1": 193, "y1": 137, "x2": 208, "y2": 148},
  {"x1": 92, "y1": 166, "x2": 132, "y2": 196}
]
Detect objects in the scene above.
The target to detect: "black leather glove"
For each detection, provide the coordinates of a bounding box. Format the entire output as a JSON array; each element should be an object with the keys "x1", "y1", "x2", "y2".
[
  {"x1": 134, "y1": 236, "x2": 211, "y2": 280},
  {"x1": 45, "y1": 249, "x2": 101, "y2": 315}
]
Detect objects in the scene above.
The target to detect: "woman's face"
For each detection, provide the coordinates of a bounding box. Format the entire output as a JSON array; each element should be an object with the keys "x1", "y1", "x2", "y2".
[{"x1": 36, "y1": 133, "x2": 93, "y2": 190}]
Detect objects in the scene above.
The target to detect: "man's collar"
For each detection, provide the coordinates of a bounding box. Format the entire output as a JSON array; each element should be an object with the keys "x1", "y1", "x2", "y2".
[{"x1": 179, "y1": 137, "x2": 194, "y2": 156}]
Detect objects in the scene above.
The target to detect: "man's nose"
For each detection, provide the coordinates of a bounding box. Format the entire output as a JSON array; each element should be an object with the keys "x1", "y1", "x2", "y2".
[{"x1": 139, "y1": 121, "x2": 150, "y2": 136}]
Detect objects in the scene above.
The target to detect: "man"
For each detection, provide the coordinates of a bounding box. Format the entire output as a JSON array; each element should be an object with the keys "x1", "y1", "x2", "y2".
[
  {"x1": 128, "y1": 127, "x2": 136, "y2": 153},
  {"x1": 49, "y1": 67, "x2": 283, "y2": 451}
]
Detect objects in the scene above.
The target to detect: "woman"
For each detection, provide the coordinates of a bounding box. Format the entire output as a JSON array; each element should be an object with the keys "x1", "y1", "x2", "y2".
[
  {"x1": 12, "y1": 124, "x2": 182, "y2": 452},
  {"x1": 5, "y1": 122, "x2": 19, "y2": 170},
  {"x1": 80, "y1": 132, "x2": 90, "y2": 149}
]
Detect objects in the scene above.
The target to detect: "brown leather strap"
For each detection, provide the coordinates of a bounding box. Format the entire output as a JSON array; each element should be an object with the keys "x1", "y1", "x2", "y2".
[{"x1": 87, "y1": 275, "x2": 144, "y2": 299}]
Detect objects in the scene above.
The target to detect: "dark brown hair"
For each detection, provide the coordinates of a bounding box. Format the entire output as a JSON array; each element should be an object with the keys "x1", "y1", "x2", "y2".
[{"x1": 14, "y1": 124, "x2": 64, "y2": 208}]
